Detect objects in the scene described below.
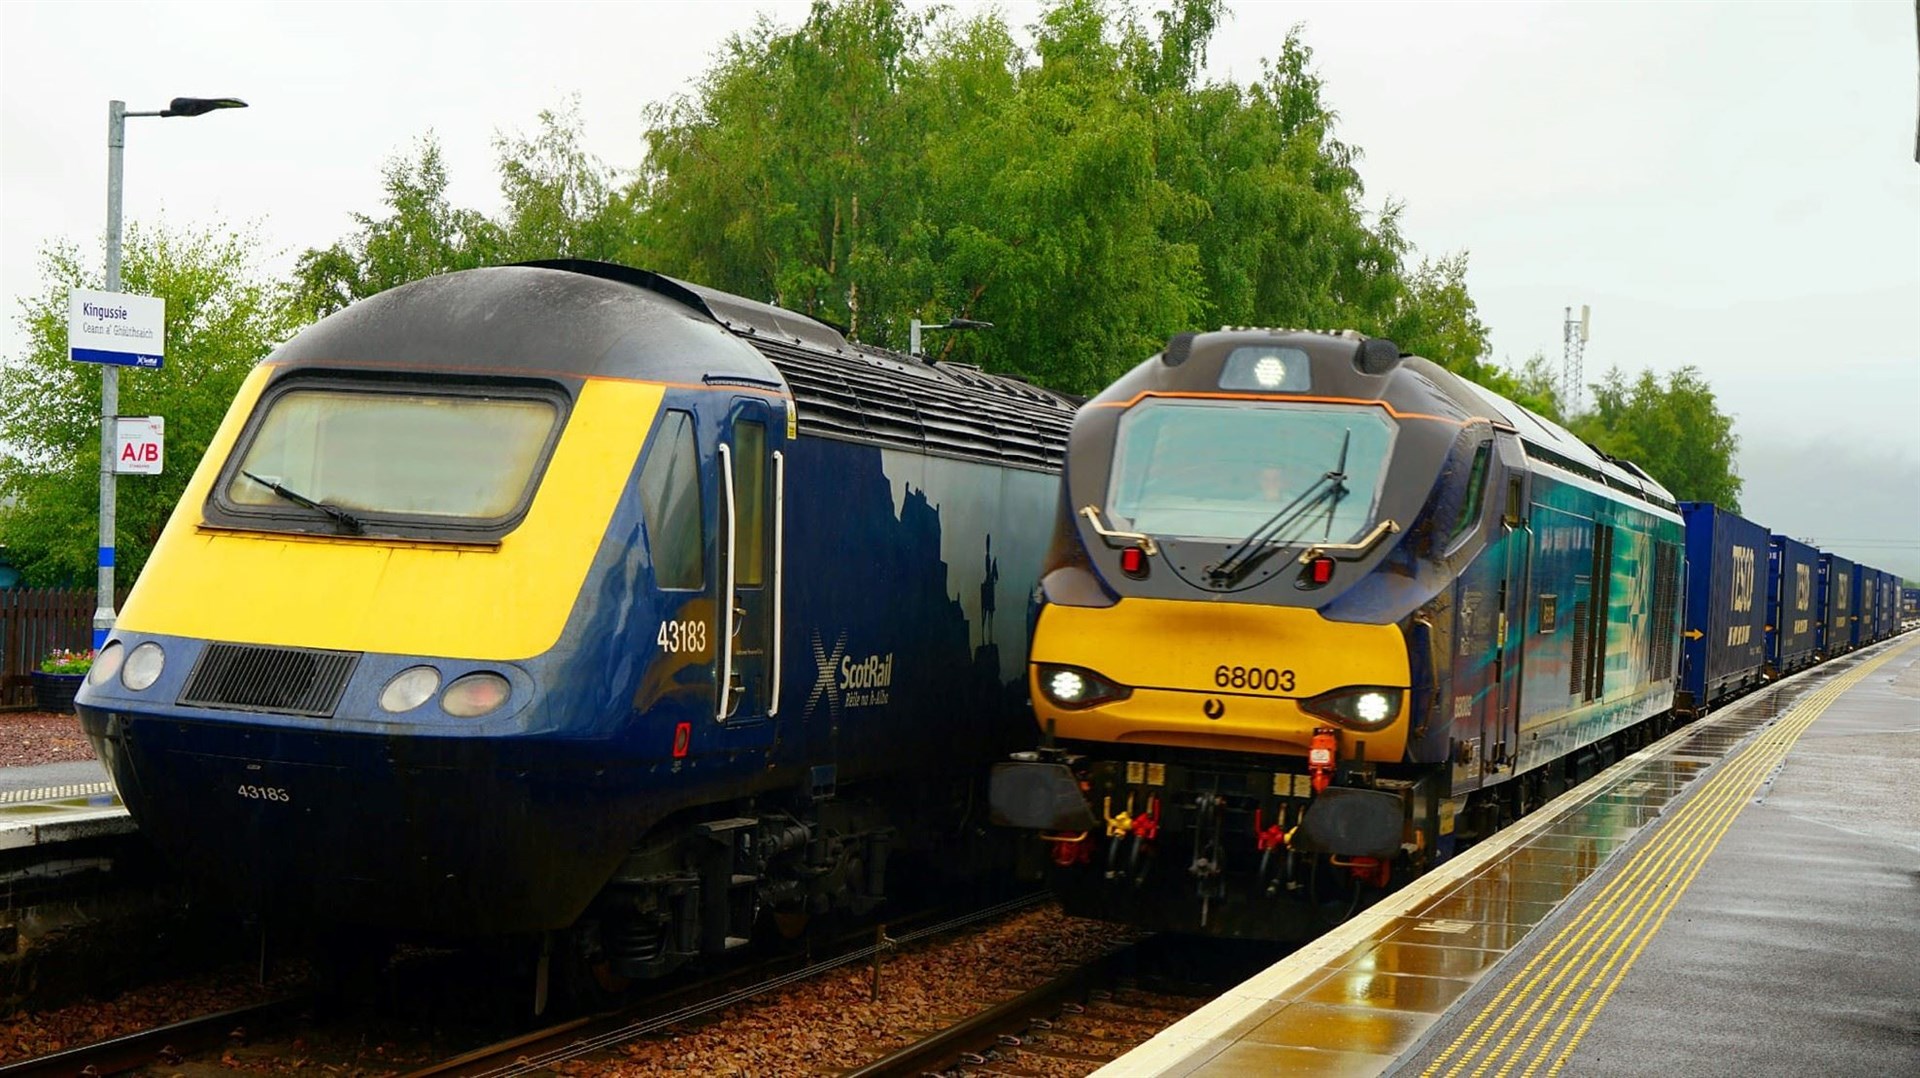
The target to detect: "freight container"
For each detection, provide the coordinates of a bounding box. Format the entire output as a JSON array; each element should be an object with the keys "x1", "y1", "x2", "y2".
[
  {"x1": 1817, "y1": 553, "x2": 1855, "y2": 657},
  {"x1": 1678, "y1": 503, "x2": 1769, "y2": 714},
  {"x1": 1765, "y1": 535, "x2": 1819, "y2": 676}
]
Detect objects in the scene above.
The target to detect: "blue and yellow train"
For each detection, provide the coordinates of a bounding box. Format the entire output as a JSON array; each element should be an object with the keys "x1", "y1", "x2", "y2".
[
  {"x1": 989, "y1": 328, "x2": 1906, "y2": 938},
  {"x1": 75, "y1": 261, "x2": 1075, "y2": 988}
]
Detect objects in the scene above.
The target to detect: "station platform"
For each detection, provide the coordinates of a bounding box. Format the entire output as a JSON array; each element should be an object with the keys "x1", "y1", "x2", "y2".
[
  {"x1": 1099, "y1": 632, "x2": 1919, "y2": 1077},
  {"x1": 0, "y1": 758, "x2": 131, "y2": 850}
]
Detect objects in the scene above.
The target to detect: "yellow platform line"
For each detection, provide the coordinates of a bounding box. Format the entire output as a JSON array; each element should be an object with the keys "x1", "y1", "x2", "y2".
[{"x1": 1423, "y1": 639, "x2": 1914, "y2": 1078}]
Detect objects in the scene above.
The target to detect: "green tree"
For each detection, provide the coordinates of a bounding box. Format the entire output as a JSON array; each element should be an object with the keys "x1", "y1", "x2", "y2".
[
  {"x1": 493, "y1": 100, "x2": 639, "y2": 264},
  {"x1": 288, "y1": 136, "x2": 500, "y2": 321},
  {"x1": 0, "y1": 223, "x2": 297, "y2": 585},
  {"x1": 1572, "y1": 366, "x2": 1742, "y2": 509},
  {"x1": 1477, "y1": 351, "x2": 1564, "y2": 424}
]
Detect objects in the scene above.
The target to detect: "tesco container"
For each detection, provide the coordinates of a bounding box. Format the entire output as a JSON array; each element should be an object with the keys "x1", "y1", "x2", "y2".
[{"x1": 1679, "y1": 503, "x2": 1769, "y2": 713}]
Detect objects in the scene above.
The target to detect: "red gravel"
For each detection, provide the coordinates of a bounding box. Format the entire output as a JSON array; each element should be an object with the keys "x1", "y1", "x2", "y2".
[{"x1": 0, "y1": 711, "x2": 97, "y2": 768}]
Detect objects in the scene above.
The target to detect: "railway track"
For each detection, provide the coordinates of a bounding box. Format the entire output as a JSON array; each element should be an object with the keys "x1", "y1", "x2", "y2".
[
  {"x1": 0, "y1": 997, "x2": 310, "y2": 1077},
  {"x1": 845, "y1": 939, "x2": 1224, "y2": 1077},
  {"x1": 405, "y1": 892, "x2": 1051, "y2": 1077}
]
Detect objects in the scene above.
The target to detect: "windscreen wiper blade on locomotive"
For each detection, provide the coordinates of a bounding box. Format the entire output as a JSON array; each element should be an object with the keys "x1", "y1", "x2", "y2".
[
  {"x1": 1205, "y1": 429, "x2": 1352, "y2": 588},
  {"x1": 240, "y1": 469, "x2": 364, "y2": 535}
]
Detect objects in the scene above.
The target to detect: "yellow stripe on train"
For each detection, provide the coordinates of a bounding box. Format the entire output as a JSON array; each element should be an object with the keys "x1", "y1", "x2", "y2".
[
  {"x1": 117, "y1": 366, "x2": 663, "y2": 661},
  {"x1": 1030, "y1": 598, "x2": 1411, "y2": 762}
]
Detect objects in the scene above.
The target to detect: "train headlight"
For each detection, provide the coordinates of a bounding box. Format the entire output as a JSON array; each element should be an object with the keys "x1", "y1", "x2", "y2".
[
  {"x1": 88, "y1": 642, "x2": 125, "y2": 687},
  {"x1": 379, "y1": 666, "x2": 442, "y2": 713},
  {"x1": 122, "y1": 642, "x2": 166, "y2": 692},
  {"x1": 1037, "y1": 664, "x2": 1130, "y2": 710},
  {"x1": 1301, "y1": 686, "x2": 1403, "y2": 731},
  {"x1": 441, "y1": 672, "x2": 511, "y2": 718}
]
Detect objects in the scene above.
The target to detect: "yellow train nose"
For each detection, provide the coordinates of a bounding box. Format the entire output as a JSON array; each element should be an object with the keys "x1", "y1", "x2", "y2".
[{"x1": 1029, "y1": 598, "x2": 1411, "y2": 763}]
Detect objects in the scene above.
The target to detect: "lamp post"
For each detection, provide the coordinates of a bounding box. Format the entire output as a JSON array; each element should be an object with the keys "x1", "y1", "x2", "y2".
[
  {"x1": 95, "y1": 96, "x2": 246, "y2": 648},
  {"x1": 908, "y1": 316, "x2": 992, "y2": 359}
]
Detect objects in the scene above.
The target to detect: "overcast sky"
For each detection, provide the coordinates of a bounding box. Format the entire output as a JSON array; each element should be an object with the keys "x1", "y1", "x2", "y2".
[{"x1": 3, "y1": 1, "x2": 1916, "y2": 577}]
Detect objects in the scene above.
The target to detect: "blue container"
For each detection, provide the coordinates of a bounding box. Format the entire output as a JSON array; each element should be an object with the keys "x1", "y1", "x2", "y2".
[
  {"x1": 1766, "y1": 535, "x2": 1819, "y2": 676},
  {"x1": 1848, "y1": 565, "x2": 1873, "y2": 650},
  {"x1": 1678, "y1": 503, "x2": 1770, "y2": 713},
  {"x1": 1818, "y1": 553, "x2": 1855, "y2": 657},
  {"x1": 1903, "y1": 586, "x2": 1919, "y2": 622}
]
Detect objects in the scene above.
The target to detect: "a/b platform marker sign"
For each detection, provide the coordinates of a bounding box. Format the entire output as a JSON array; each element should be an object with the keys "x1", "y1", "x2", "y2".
[
  {"x1": 68, "y1": 287, "x2": 165, "y2": 368},
  {"x1": 115, "y1": 416, "x2": 164, "y2": 475}
]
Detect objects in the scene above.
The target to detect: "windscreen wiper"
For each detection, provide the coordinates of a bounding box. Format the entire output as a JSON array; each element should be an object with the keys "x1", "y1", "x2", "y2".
[
  {"x1": 1205, "y1": 430, "x2": 1352, "y2": 587},
  {"x1": 240, "y1": 469, "x2": 364, "y2": 535}
]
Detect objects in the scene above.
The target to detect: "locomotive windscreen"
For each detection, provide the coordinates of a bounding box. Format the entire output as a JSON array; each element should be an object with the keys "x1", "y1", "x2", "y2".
[
  {"x1": 1103, "y1": 399, "x2": 1397, "y2": 544},
  {"x1": 219, "y1": 381, "x2": 565, "y2": 534}
]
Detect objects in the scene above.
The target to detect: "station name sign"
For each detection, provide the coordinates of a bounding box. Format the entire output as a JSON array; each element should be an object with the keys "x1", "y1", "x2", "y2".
[{"x1": 68, "y1": 288, "x2": 166, "y2": 368}]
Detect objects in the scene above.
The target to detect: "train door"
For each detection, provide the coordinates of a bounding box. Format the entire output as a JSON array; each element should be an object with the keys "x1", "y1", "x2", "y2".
[
  {"x1": 1491, "y1": 433, "x2": 1531, "y2": 773},
  {"x1": 716, "y1": 397, "x2": 785, "y2": 726}
]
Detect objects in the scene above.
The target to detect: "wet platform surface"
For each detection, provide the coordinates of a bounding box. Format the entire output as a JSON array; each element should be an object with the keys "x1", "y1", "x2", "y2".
[
  {"x1": 1099, "y1": 632, "x2": 1919, "y2": 1077},
  {"x1": 0, "y1": 758, "x2": 130, "y2": 848}
]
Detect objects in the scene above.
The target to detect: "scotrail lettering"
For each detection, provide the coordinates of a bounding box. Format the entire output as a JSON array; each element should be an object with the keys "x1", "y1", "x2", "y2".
[{"x1": 839, "y1": 652, "x2": 894, "y2": 708}]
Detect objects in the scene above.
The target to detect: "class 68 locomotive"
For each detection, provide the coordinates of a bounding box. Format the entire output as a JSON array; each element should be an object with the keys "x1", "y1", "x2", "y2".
[
  {"x1": 989, "y1": 329, "x2": 1684, "y2": 938},
  {"x1": 75, "y1": 261, "x2": 1075, "y2": 995}
]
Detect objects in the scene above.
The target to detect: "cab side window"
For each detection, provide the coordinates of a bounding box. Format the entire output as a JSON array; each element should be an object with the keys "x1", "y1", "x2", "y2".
[
  {"x1": 639, "y1": 411, "x2": 705, "y2": 589},
  {"x1": 1447, "y1": 442, "x2": 1492, "y2": 544}
]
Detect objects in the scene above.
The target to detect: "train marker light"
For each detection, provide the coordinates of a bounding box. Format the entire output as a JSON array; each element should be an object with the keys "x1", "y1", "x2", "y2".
[
  {"x1": 1309, "y1": 557, "x2": 1334, "y2": 584},
  {"x1": 88, "y1": 642, "x2": 126, "y2": 686},
  {"x1": 672, "y1": 721, "x2": 692, "y2": 758},
  {"x1": 1120, "y1": 546, "x2": 1148, "y2": 577},
  {"x1": 379, "y1": 666, "x2": 441, "y2": 713},
  {"x1": 122, "y1": 641, "x2": 165, "y2": 691},
  {"x1": 442, "y1": 672, "x2": 510, "y2": 717}
]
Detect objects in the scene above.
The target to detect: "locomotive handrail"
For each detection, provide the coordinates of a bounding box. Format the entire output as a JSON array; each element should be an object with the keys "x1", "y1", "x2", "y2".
[
  {"x1": 1295, "y1": 519, "x2": 1400, "y2": 563},
  {"x1": 718, "y1": 443, "x2": 737, "y2": 722},
  {"x1": 769, "y1": 449, "x2": 785, "y2": 717},
  {"x1": 1078, "y1": 506, "x2": 1160, "y2": 557}
]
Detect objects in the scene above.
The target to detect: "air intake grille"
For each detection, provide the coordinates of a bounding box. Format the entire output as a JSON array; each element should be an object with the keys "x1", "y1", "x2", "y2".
[{"x1": 178, "y1": 643, "x2": 359, "y2": 717}]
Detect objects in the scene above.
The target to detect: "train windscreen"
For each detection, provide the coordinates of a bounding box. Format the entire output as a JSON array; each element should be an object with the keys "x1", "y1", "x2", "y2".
[
  {"x1": 1104, "y1": 399, "x2": 1396, "y2": 545},
  {"x1": 228, "y1": 388, "x2": 559, "y2": 521}
]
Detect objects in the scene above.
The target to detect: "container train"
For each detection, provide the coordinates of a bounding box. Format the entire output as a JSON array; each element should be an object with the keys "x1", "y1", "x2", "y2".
[
  {"x1": 75, "y1": 261, "x2": 1077, "y2": 994},
  {"x1": 988, "y1": 327, "x2": 1908, "y2": 939}
]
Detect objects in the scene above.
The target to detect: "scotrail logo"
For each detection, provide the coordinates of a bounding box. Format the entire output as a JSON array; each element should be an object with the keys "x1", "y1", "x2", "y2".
[{"x1": 807, "y1": 632, "x2": 896, "y2": 718}]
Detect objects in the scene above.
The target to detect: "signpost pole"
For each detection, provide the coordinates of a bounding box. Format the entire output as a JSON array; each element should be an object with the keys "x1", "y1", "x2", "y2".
[{"x1": 95, "y1": 100, "x2": 127, "y2": 649}]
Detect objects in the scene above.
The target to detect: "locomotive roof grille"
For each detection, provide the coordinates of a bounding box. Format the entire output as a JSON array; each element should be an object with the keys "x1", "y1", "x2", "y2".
[
  {"x1": 748, "y1": 339, "x2": 1072, "y2": 471},
  {"x1": 525, "y1": 260, "x2": 1078, "y2": 472}
]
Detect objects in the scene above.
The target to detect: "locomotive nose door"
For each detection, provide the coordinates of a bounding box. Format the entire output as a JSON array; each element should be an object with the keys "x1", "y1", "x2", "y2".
[{"x1": 716, "y1": 397, "x2": 785, "y2": 724}]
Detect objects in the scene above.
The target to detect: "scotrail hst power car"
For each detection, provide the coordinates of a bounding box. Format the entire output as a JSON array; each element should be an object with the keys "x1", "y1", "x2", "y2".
[
  {"x1": 76, "y1": 261, "x2": 1075, "y2": 995},
  {"x1": 989, "y1": 328, "x2": 1686, "y2": 938}
]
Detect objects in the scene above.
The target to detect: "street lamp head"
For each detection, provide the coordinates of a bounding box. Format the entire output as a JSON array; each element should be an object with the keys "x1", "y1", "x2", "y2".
[
  {"x1": 942, "y1": 318, "x2": 993, "y2": 330},
  {"x1": 161, "y1": 97, "x2": 248, "y2": 118}
]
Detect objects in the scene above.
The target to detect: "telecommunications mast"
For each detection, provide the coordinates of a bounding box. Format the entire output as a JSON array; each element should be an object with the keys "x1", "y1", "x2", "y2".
[{"x1": 1562, "y1": 304, "x2": 1591, "y2": 413}]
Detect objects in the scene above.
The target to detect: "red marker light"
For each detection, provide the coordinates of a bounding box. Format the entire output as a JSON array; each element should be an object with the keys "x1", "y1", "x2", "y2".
[
  {"x1": 1310, "y1": 557, "x2": 1335, "y2": 584},
  {"x1": 672, "y1": 721, "x2": 692, "y2": 759},
  {"x1": 1121, "y1": 547, "x2": 1148, "y2": 577}
]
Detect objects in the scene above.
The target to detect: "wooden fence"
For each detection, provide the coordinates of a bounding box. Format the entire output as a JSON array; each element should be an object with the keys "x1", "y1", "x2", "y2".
[{"x1": 0, "y1": 589, "x2": 98, "y2": 709}]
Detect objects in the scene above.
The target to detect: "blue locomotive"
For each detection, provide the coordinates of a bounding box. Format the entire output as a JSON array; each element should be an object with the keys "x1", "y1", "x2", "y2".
[
  {"x1": 989, "y1": 328, "x2": 1906, "y2": 939},
  {"x1": 75, "y1": 261, "x2": 1074, "y2": 988}
]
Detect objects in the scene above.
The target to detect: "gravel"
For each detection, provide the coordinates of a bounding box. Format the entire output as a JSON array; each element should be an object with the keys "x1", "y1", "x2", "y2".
[{"x1": 0, "y1": 711, "x2": 96, "y2": 768}]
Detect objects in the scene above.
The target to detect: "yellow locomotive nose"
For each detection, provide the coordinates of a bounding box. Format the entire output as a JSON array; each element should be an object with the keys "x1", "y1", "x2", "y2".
[{"x1": 1029, "y1": 598, "x2": 1411, "y2": 763}]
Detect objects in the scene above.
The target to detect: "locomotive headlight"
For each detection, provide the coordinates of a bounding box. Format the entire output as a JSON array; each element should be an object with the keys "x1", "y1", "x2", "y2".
[
  {"x1": 441, "y1": 672, "x2": 511, "y2": 718},
  {"x1": 121, "y1": 642, "x2": 166, "y2": 692},
  {"x1": 1049, "y1": 669, "x2": 1087, "y2": 702},
  {"x1": 1301, "y1": 685, "x2": 1403, "y2": 731},
  {"x1": 1355, "y1": 692, "x2": 1393, "y2": 724},
  {"x1": 88, "y1": 642, "x2": 125, "y2": 687},
  {"x1": 379, "y1": 666, "x2": 442, "y2": 713},
  {"x1": 1037, "y1": 664, "x2": 1131, "y2": 710}
]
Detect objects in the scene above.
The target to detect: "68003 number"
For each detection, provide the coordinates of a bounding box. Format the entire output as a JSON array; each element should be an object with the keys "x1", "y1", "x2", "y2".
[{"x1": 1214, "y1": 665, "x2": 1294, "y2": 692}]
